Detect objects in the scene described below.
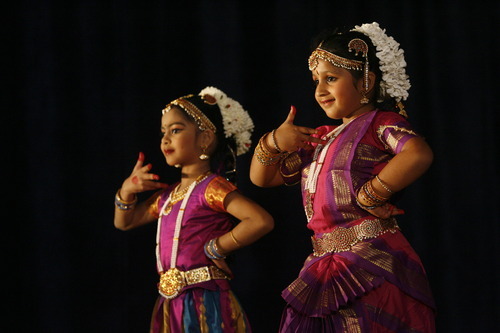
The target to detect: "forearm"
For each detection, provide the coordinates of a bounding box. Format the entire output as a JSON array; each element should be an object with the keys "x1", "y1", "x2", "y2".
[
  {"x1": 114, "y1": 189, "x2": 156, "y2": 230},
  {"x1": 216, "y1": 196, "x2": 274, "y2": 254}
]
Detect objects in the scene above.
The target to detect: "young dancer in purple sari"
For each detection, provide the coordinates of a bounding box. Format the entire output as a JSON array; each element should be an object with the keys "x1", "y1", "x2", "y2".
[
  {"x1": 250, "y1": 23, "x2": 436, "y2": 332},
  {"x1": 114, "y1": 87, "x2": 274, "y2": 332}
]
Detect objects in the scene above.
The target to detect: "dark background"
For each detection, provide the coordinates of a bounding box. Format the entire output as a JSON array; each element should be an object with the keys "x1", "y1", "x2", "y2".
[{"x1": 6, "y1": 1, "x2": 498, "y2": 332}]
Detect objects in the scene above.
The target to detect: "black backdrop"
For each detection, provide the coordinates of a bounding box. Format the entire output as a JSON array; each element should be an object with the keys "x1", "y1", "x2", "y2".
[{"x1": 6, "y1": 1, "x2": 499, "y2": 332}]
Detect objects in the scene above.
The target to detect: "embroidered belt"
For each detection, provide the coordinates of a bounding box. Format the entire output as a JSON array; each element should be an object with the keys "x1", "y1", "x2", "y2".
[
  {"x1": 312, "y1": 218, "x2": 399, "y2": 257},
  {"x1": 158, "y1": 265, "x2": 229, "y2": 299}
]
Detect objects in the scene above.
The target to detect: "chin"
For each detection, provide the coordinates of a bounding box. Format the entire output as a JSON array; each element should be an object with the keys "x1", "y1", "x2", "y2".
[
  {"x1": 325, "y1": 112, "x2": 343, "y2": 120},
  {"x1": 164, "y1": 157, "x2": 176, "y2": 167}
]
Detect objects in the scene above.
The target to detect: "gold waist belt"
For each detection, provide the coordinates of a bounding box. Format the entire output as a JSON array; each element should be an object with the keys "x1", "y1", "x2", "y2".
[
  {"x1": 312, "y1": 218, "x2": 399, "y2": 257},
  {"x1": 158, "y1": 265, "x2": 229, "y2": 299}
]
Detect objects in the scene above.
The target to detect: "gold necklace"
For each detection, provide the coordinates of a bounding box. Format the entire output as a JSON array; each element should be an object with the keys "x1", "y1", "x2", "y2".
[{"x1": 164, "y1": 171, "x2": 212, "y2": 214}]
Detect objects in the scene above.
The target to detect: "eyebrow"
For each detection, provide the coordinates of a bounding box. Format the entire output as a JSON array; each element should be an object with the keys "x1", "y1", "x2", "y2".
[
  {"x1": 161, "y1": 121, "x2": 186, "y2": 130},
  {"x1": 315, "y1": 66, "x2": 343, "y2": 75}
]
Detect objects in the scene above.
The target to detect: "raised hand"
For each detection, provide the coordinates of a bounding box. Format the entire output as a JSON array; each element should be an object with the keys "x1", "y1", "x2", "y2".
[
  {"x1": 274, "y1": 106, "x2": 326, "y2": 152},
  {"x1": 120, "y1": 152, "x2": 168, "y2": 199}
]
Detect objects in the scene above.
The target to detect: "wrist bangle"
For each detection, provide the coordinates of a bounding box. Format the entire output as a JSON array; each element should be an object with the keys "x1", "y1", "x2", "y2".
[
  {"x1": 271, "y1": 129, "x2": 283, "y2": 153},
  {"x1": 375, "y1": 175, "x2": 394, "y2": 194},
  {"x1": 204, "y1": 238, "x2": 226, "y2": 260},
  {"x1": 254, "y1": 133, "x2": 285, "y2": 166},
  {"x1": 115, "y1": 189, "x2": 137, "y2": 210},
  {"x1": 356, "y1": 198, "x2": 377, "y2": 210}
]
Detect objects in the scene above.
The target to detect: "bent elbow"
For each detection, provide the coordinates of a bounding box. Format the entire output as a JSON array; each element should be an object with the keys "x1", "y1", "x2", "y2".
[
  {"x1": 249, "y1": 172, "x2": 267, "y2": 188},
  {"x1": 265, "y1": 216, "x2": 275, "y2": 233},
  {"x1": 259, "y1": 214, "x2": 275, "y2": 235},
  {"x1": 419, "y1": 144, "x2": 434, "y2": 172},
  {"x1": 114, "y1": 223, "x2": 128, "y2": 231},
  {"x1": 114, "y1": 219, "x2": 133, "y2": 231}
]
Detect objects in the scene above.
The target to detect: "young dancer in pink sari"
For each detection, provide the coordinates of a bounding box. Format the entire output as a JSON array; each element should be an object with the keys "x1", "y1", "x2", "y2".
[
  {"x1": 250, "y1": 23, "x2": 436, "y2": 332},
  {"x1": 115, "y1": 87, "x2": 274, "y2": 332}
]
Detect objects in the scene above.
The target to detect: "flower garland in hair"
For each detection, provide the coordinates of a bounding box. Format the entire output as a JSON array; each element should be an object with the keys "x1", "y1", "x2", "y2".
[
  {"x1": 351, "y1": 22, "x2": 410, "y2": 103},
  {"x1": 199, "y1": 86, "x2": 254, "y2": 156}
]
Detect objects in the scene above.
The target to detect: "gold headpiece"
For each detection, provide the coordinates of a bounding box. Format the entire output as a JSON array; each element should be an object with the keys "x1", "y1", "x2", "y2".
[
  {"x1": 162, "y1": 94, "x2": 217, "y2": 133},
  {"x1": 308, "y1": 47, "x2": 363, "y2": 72}
]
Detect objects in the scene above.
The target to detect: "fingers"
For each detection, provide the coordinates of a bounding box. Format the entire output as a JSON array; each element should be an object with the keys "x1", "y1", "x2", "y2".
[
  {"x1": 132, "y1": 152, "x2": 145, "y2": 171},
  {"x1": 301, "y1": 132, "x2": 326, "y2": 144},
  {"x1": 211, "y1": 259, "x2": 234, "y2": 279},
  {"x1": 125, "y1": 152, "x2": 169, "y2": 192},
  {"x1": 284, "y1": 105, "x2": 297, "y2": 124}
]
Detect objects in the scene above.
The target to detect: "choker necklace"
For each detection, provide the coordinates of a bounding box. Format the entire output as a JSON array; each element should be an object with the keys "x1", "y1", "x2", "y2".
[{"x1": 164, "y1": 171, "x2": 211, "y2": 215}]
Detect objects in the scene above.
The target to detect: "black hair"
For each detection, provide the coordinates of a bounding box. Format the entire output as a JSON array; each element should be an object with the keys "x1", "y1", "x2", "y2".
[
  {"x1": 311, "y1": 27, "x2": 399, "y2": 112},
  {"x1": 179, "y1": 95, "x2": 238, "y2": 184}
]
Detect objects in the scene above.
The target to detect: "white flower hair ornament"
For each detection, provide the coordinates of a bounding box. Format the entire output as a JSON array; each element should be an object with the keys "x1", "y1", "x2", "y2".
[
  {"x1": 199, "y1": 86, "x2": 254, "y2": 156},
  {"x1": 351, "y1": 22, "x2": 411, "y2": 104}
]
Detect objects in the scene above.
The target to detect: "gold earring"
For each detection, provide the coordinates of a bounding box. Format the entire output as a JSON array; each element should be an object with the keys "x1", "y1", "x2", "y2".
[
  {"x1": 199, "y1": 146, "x2": 210, "y2": 160},
  {"x1": 360, "y1": 91, "x2": 369, "y2": 104}
]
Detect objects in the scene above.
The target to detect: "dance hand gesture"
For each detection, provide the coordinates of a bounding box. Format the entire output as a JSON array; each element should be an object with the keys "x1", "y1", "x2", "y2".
[
  {"x1": 274, "y1": 106, "x2": 326, "y2": 152},
  {"x1": 121, "y1": 152, "x2": 168, "y2": 198}
]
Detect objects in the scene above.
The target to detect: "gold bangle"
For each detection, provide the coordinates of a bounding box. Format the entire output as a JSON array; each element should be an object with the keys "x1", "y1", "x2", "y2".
[
  {"x1": 375, "y1": 175, "x2": 394, "y2": 194},
  {"x1": 254, "y1": 133, "x2": 284, "y2": 166},
  {"x1": 365, "y1": 179, "x2": 389, "y2": 201},
  {"x1": 230, "y1": 230, "x2": 241, "y2": 247},
  {"x1": 271, "y1": 129, "x2": 283, "y2": 153},
  {"x1": 116, "y1": 189, "x2": 137, "y2": 205}
]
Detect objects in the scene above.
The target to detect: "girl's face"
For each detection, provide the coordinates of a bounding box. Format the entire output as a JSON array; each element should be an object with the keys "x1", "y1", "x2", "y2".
[
  {"x1": 312, "y1": 59, "x2": 371, "y2": 122},
  {"x1": 160, "y1": 107, "x2": 203, "y2": 167}
]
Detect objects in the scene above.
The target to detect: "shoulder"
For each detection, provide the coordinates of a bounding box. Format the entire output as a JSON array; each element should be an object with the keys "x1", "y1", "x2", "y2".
[
  {"x1": 370, "y1": 110, "x2": 419, "y2": 153},
  {"x1": 204, "y1": 175, "x2": 238, "y2": 212},
  {"x1": 373, "y1": 110, "x2": 412, "y2": 126},
  {"x1": 206, "y1": 175, "x2": 237, "y2": 193}
]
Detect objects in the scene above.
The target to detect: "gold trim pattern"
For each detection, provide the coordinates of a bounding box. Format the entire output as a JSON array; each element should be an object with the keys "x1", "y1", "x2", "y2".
[
  {"x1": 311, "y1": 218, "x2": 399, "y2": 256},
  {"x1": 158, "y1": 266, "x2": 229, "y2": 299},
  {"x1": 376, "y1": 125, "x2": 417, "y2": 151},
  {"x1": 204, "y1": 176, "x2": 237, "y2": 213}
]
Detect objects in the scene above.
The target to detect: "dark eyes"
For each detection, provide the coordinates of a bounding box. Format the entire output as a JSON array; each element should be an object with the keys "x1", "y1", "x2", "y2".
[
  {"x1": 160, "y1": 128, "x2": 182, "y2": 137},
  {"x1": 312, "y1": 76, "x2": 336, "y2": 86}
]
